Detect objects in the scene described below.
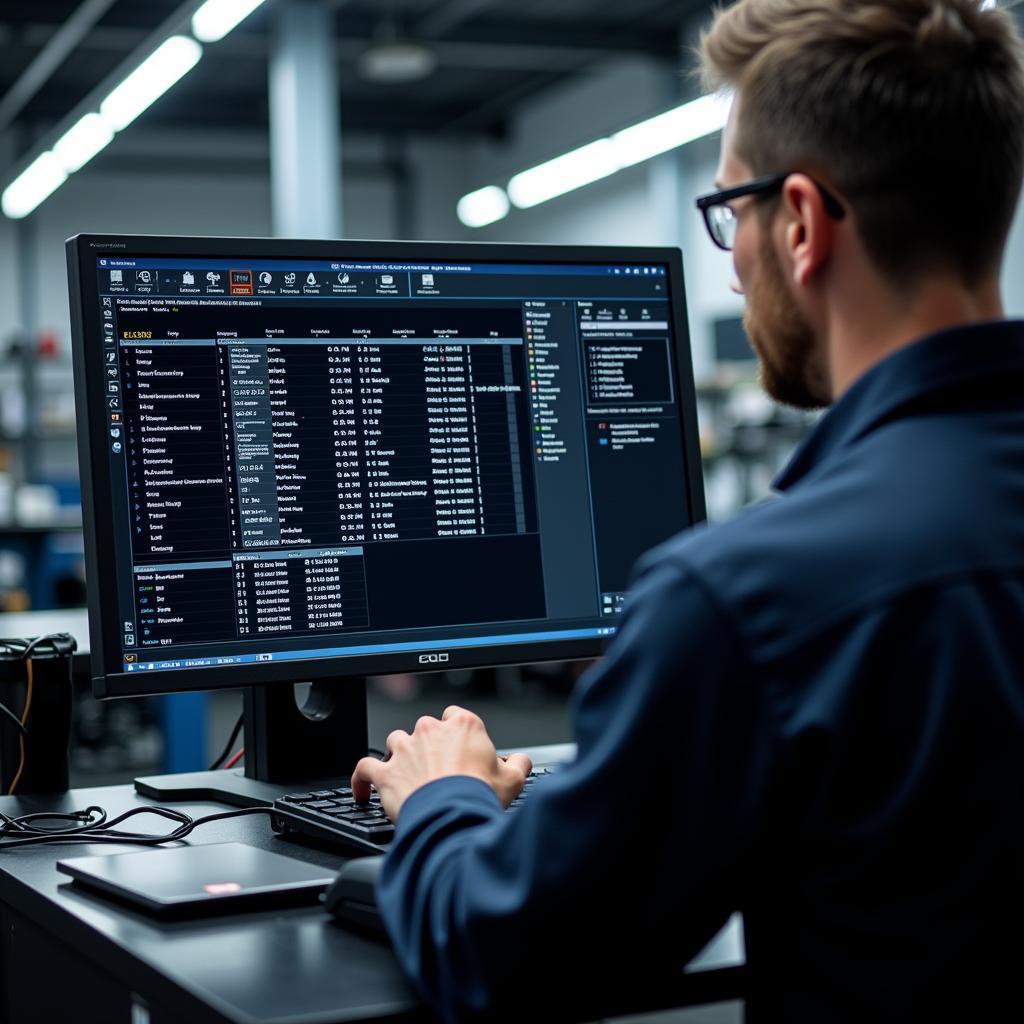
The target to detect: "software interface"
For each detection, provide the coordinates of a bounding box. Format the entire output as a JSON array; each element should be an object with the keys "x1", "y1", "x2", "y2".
[{"x1": 91, "y1": 256, "x2": 692, "y2": 674}]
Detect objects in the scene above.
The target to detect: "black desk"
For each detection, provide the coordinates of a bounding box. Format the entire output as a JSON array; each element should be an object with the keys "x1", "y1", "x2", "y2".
[{"x1": 0, "y1": 780, "x2": 745, "y2": 1023}]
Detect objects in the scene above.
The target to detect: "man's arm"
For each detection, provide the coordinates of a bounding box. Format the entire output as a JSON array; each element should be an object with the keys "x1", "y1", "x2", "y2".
[{"x1": 355, "y1": 558, "x2": 774, "y2": 1022}]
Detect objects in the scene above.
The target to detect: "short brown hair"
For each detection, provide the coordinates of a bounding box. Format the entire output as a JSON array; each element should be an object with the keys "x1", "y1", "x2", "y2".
[{"x1": 701, "y1": 0, "x2": 1024, "y2": 287}]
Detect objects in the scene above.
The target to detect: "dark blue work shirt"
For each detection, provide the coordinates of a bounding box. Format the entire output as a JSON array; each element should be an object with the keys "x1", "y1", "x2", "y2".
[{"x1": 378, "y1": 320, "x2": 1024, "y2": 1022}]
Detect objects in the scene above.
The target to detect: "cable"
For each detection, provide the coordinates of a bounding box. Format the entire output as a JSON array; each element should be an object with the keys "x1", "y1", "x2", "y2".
[
  {"x1": 223, "y1": 748, "x2": 245, "y2": 770},
  {"x1": 3, "y1": 632, "x2": 77, "y2": 796},
  {"x1": 0, "y1": 804, "x2": 275, "y2": 850},
  {"x1": 6, "y1": 659, "x2": 33, "y2": 796},
  {"x1": 208, "y1": 712, "x2": 244, "y2": 770},
  {"x1": 0, "y1": 701, "x2": 26, "y2": 736}
]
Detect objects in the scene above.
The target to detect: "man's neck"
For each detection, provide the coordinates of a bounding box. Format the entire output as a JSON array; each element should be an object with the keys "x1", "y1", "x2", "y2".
[{"x1": 827, "y1": 275, "x2": 1005, "y2": 400}]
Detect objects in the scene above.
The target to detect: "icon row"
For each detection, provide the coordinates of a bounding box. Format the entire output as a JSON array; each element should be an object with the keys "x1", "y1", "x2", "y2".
[{"x1": 106, "y1": 269, "x2": 420, "y2": 292}]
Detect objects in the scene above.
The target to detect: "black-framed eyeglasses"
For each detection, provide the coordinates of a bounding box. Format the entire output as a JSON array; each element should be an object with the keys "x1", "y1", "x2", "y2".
[{"x1": 695, "y1": 174, "x2": 846, "y2": 252}]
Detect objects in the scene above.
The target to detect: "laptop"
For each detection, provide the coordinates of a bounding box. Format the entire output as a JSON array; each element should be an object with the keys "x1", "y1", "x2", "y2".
[{"x1": 57, "y1": 842, "x2": 336, "y2": 917}]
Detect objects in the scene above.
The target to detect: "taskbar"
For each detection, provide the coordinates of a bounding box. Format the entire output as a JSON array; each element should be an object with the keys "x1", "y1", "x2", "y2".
[{"x1": 123, "y1": 625, "x2": 618, "y2": 673}]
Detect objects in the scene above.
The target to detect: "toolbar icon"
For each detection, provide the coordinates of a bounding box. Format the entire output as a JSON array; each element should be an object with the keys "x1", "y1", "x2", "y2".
[
  {"x1": 230, "y1": 270, "x2": 253, "y2": 295},
  {"x1": 206, "y1": 271, "x2": 221, "y2": 286},
  {"x1": 259, "y1": 271, "x2": 272, "y2": 286},
  {"x1": 284, "y1": 272, "x2": 296, "y2": 286},
  {"x1": 137, "y1": 270, "x2": 152, "y2": 284},
  {"x1": 306, "y1": 272, "x2": 317, "y2": 286},
  {"x1": 110, "y1": 270, "x2": 123, "y2": 284},
  {"x1": 422, "y1": 274, "x2": 434, "y2": 287},
  {"x1": 182, "y1": 271, "x2": 195, "y2": 285}
]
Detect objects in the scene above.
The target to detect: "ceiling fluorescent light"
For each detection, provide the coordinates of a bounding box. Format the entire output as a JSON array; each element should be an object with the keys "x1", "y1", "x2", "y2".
[
  {"x1": 612, "y1": 93, "x2": 732, "y2": 168},
  {"x1": 479, "y1": 93, "x2": 729, "y2": 223},
  {"x1": 457, "y1": 186, "x2": 510, "y2": 228},
  {"x1": 507, "y1": 139, "x2": 620, "y2": 209},
  {"x1": 100, "y1": 35, "x2": 203, "y2": 132},
  {"x1": 475, "y1": 92, "x2": 732, "y2": 223},
  {"x1": 192, "y1": 0, "x2": 267, "y2": 44},
  {"x1": 1, "y1": 152, "x2": 68, "y2": 219},
  {"x1": 53, "y1": 113, "x2": 115, "y2": 173}
]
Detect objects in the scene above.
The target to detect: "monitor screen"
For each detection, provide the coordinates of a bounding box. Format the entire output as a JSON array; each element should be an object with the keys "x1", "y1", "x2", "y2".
[{"x1": 68, "y1": 237, "x2": 704, "y2": 697}]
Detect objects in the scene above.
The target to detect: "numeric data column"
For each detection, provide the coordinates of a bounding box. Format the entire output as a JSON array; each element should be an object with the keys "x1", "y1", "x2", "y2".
[
  {"x1": 427, "y1": 344, "x2": 481, "y2": 537},
  {"x1": 327, "y1": 345, "x2": 367, "y2": 543}
]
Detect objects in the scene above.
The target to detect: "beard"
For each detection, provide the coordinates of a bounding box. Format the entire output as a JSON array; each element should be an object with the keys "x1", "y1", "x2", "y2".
[{"x1": 743, "y1": 230, "x2": 831, "y2": 410}]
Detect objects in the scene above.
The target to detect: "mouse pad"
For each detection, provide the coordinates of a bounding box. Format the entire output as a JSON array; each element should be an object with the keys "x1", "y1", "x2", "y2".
[{"x1": 57, "y1": 842, "x2": 336, "y2": 917}]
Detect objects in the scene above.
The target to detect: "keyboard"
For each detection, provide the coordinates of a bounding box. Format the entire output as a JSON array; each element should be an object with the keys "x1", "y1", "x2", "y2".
[{"x1": 270, "y1": 768, "x2": 555, "y2": 854}]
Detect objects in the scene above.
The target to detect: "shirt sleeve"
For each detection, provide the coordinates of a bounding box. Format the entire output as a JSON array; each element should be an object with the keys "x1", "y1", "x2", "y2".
[{"x1": 376, "y1": 556, "x2": 775, "y2": 1023}]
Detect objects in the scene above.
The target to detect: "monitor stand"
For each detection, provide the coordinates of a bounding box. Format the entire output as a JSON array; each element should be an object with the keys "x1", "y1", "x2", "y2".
[{"x1": 134, "y1": 677, "x2": 369, "y2": 808}]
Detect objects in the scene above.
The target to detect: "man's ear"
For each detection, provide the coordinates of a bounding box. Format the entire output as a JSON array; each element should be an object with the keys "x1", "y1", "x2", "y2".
[{"x1": 780, "y1": 174, "x2": 835, "y2": 288}]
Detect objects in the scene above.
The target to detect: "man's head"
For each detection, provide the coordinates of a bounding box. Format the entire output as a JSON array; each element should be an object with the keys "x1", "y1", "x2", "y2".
[{"x1": 700, "y1": 0, "x2": 1024, "y2": 408}]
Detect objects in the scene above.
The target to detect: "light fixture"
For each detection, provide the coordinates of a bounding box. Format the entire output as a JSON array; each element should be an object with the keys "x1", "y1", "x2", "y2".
[
  {"x1": 3, "y1": 0, "x2": 265, "y2": 219},
  {"x1": 52, "y1": 113, "x2": 115, "y2": 173},
  {"x1": 460, "y1": 92, "x2": 733, "y2": 226},
  {"x1": 611, "y1": 93, "x2": 733, "y2": 169},
  {"x1": 192, "y1": 0, "x2": 267, "y2": 44},
  {"x1": 457, "y1": 186, "x2": 510, "y2": 228},
  {"x1": 358, "y1": 40, "x2": 438, "y2": 84},
  {"x1": 99, "y1": 35, "x2": 203, "y2": 132},
  {"x1": 1, "y1": 152, "x2": 68, "y2": 220},
  {"x1": 508, "y1": 139, "x2": 620, "y2": 210}
]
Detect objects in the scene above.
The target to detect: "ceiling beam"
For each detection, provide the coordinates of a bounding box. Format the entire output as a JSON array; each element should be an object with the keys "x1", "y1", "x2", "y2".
[
  {"x1": 416, "y1": 0, "x2": 501, "y2": 38},
  {"x1": 0, "y1": 0, "x2": 118, "y2": 133},
  {"x1": 0, "y1": 0, "x2": 208, "y2": 182},
  {"x1": 2, "y1": 14, "x2": 682, "y2": 61}
]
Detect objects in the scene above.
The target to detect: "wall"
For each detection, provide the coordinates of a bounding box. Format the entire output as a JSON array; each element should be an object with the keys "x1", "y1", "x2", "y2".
[{"x1": 1003, "y1": 192, "x2": 1024, "y2": 318}]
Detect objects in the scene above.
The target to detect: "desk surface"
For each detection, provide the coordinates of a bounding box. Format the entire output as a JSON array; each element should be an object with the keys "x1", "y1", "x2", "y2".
[{"x1": 0, "y1": 773, "x2": 745, "y2": 1023}]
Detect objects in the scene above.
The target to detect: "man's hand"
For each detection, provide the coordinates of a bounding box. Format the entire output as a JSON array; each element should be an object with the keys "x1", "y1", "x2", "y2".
[{"x1": 351, "y1": 706, "x2": 533, "y2": 823}]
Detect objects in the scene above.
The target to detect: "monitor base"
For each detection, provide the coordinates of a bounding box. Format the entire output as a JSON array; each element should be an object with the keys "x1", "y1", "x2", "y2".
[
  {"x1": 136, "y1": 677, "x2": 369, "y2": 807},
  {"x1": 133, "y1": 768, "x2": 348, "y2": 808}
]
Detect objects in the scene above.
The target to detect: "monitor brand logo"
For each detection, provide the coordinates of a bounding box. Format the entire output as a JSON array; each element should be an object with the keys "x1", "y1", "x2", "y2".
[{"x1": 418, "y1": 653, "x2": 450, "y2": 664}]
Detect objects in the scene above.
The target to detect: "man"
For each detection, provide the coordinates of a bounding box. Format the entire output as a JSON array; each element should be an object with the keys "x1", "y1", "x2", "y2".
[{"x1": 352, "y1": 1, "x2": 1024, "y2": 1019}]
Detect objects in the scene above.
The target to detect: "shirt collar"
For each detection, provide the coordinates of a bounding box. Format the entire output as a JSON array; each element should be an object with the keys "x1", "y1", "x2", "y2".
[{"x1": 774, "y1": 319, "x2": 1024, "y2": 492}]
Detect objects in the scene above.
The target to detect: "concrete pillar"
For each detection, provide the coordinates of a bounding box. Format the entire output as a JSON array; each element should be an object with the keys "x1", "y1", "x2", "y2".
[{"x1": 269, "y1": 0, "x2": 341, "y2": 237}]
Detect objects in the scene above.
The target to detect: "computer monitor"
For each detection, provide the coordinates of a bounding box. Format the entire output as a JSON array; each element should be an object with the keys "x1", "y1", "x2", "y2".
[{"x1": 67, "y1": 234, "x2": 706, "y2": 805}]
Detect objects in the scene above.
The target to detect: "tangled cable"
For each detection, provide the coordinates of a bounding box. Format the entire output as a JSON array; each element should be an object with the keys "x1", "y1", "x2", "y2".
[{"x1": 0, "y1": 804, "x2": 274, "y2": 850}]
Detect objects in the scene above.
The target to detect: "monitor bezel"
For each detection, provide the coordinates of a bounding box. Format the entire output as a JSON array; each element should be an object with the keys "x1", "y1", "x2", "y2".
[{"x1": 68, "y1": 233, "x2": 707, "y2": 699}]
